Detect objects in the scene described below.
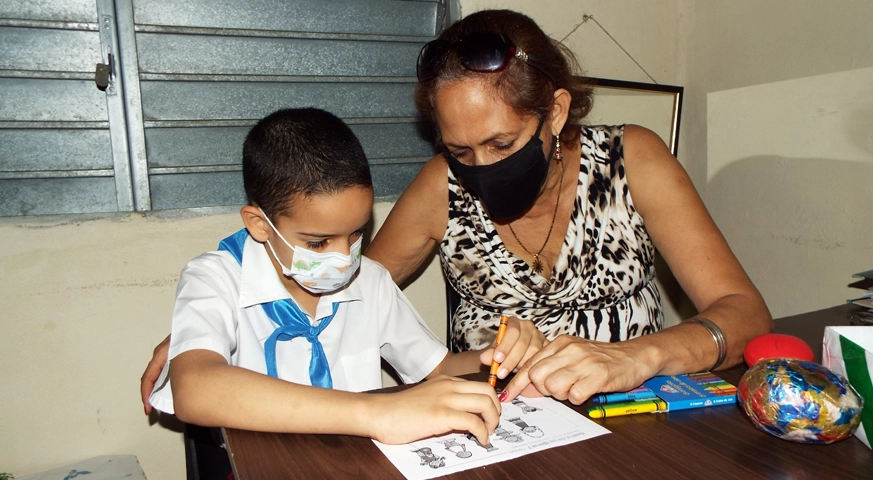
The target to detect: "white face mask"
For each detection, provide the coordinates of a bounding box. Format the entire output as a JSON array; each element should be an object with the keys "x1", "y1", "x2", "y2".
[{"x1": 260, "y1": 209, "x2": 362, "y2": 293}]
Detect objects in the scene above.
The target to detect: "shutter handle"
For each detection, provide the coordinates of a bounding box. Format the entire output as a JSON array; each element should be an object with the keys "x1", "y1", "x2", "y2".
[{"x1": 95, "y1": 53, "x2": 114, "y2": 91}]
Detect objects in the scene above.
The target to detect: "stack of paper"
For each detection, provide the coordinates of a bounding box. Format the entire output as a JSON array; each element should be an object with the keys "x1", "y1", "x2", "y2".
[{"x1": 850, "y1": 270, "x2": 873, "y2": 322}]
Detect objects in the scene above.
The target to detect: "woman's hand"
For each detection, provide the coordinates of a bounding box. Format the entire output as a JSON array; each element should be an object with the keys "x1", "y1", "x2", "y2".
[
  {"x1": 500, "y1": 334, "x2": 660, "y2": 405},
  {"x1": 141, "y1": 335, "x2": 171, "y2": 414},
  {"x1": 368, "y1": 375, "x2": 500, "y2": 445},
  {"x1": 478, "y1": 316, "x2": 547, "y2": 382}
]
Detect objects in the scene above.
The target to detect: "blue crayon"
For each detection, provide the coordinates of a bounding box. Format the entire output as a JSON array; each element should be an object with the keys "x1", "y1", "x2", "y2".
[{"x1": 591, "y1": 388, "x2": 658, "y2": 404}]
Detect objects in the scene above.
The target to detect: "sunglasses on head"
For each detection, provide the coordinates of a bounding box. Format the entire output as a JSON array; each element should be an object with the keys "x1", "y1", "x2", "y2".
[{"x1": 416, "y1": 31, "x2": 555, "y2": 84}]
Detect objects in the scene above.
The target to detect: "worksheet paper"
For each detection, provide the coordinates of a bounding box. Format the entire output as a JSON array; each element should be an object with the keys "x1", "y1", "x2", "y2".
[{"x1": 373, "y1": 396, "x2": 610, "y2": 480}]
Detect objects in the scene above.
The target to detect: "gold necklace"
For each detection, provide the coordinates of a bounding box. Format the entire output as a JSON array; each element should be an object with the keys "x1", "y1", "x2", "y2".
[{"x1": 508, "y1": 140, "x2": 564, "y2": 275}]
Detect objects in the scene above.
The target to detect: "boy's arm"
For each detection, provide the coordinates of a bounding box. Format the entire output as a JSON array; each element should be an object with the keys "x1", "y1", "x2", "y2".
[
  {"x1": 427, "y1": 351, "x2": 483, "y2": 379},
  {"x1": 170, "y1": 349, "x2": 501, "y2": 445}
]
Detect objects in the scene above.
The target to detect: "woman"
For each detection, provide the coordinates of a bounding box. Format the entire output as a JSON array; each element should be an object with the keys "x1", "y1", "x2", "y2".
[
  {"x1": 142, "y1": 9, "x2": 771, "y2": 409},
  {"x1": 368, "y1": 9, "x2": 771, "y2": 403}
]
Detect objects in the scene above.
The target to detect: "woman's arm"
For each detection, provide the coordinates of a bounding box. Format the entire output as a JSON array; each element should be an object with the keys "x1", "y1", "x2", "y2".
[
  {"x1": 622, "y1": 124, "x2": 772, "y2": 372},
  {"x1": 365, "y1": 154, "x2": 449, "y2": 284},
  {"x1": 141, "y1": 335, "x2": 171, "y2": 414},
  {"x1": 170, "y1": 349, "x2": 500, "y2": 445},
  {"x1": 503, "y1": 125, "x2": 772, "y2": 404}
]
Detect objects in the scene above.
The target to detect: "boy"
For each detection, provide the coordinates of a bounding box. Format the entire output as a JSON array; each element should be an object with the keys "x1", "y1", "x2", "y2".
[{"x1": 149, "y1": 108, "x2": 500, "y2": 445}]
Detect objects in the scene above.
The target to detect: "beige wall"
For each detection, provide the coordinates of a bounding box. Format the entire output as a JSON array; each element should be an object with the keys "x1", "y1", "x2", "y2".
[
  {"x1": 0, "y1": 204, "x2": 443, "y2": 479},
  {"x1": 0, "y1": 212, "x2": 236, "y2": 478},
  {"x1": 464, "y1": 0, "x2": 681, "y2": 85},
  {"x1": 4, "y1": 1, "x2": 870, "y2": 478}
]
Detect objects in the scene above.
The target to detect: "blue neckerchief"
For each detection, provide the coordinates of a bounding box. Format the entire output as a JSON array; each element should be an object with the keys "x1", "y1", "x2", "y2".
[{"x1": 219, "y1": 229, "x2": 336, "y2": 388}]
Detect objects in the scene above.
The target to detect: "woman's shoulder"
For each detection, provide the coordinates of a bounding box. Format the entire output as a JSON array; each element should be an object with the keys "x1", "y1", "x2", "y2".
[
  {"x1": 620, "y1": 124, "x2": 675, "y2": 169},
  {"x1": 364, "y1": 152, "x2": 449, "y2": 281},
  {"x1": 390, "y1": 152, "x2": 450, "y2": 231},
  {"x1": 404, "y1": 153, "x2": 450, "y2": 199},
  {"x1": 619, "y1": 124, "x2": 689, "y2": 217},
  {"x1": 621, "y1": 124, "x2": 665, "y2": 148},
  {"x1": 579, "y1": 124, "x2": 668, "y2": 161}
]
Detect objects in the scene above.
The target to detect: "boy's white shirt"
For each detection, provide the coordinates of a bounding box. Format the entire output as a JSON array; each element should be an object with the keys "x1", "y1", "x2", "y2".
[{"x1": 149, "y1": 233, "x2": 448, "y2": 414}]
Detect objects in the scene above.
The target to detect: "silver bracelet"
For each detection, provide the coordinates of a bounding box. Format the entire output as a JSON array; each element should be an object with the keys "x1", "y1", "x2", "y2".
[{"x1": 688, "y1": 317, "x2": 727, "y2": 371}]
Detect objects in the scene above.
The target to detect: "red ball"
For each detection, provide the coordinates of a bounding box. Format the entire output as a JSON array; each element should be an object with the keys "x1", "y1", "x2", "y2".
[{"x1": 743, "y1": 333, "x2": 814, "y2": 367}]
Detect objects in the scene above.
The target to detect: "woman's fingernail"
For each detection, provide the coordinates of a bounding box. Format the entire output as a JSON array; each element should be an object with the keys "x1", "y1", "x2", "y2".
[
  {"x1": 499, "y1": 391, "x2": 508, "y2": 402},
  {"x1": 494, "y1": 352, "x2": 505, "y2": 363},
  {"x1": 498, "y1": 368, "x2": 508, "y2": 379}
]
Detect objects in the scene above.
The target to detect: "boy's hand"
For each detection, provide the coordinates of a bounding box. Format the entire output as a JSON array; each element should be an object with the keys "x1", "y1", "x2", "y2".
[
  {"x1": 368, "y1": 376, "x2": 500, "y2": 446},
  {"x1": 478, "y1": 316, "x2": 546, "y2": 386}
]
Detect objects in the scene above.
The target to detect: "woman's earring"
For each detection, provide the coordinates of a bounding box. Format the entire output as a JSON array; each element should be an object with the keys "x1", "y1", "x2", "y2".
[{"x1": 554, "y1": 136, "x2": 563, "y2": 162}]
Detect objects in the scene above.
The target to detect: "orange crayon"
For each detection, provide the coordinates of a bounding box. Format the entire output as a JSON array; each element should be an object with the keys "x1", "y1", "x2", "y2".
[{"x1": 488, "y1": 315, "x2": 510, "y2": 387}]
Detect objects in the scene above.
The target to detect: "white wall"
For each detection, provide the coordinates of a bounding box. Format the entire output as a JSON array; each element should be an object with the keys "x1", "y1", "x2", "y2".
[{"x1": 680, "y1": 0, "x2": 873, "y2": 317}]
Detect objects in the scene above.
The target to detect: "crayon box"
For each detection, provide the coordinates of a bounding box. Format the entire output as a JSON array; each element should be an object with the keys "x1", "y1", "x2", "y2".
[{"x1": 643, "y1": 372, "x2": 738, "y2": 411}]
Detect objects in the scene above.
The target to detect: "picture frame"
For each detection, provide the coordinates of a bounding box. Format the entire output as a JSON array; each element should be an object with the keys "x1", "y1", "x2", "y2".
[{"x1": 581, "y1": 77, "x2": 684, "y2": 156}]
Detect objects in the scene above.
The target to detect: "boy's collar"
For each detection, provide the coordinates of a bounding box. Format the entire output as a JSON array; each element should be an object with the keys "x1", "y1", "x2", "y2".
[{"x1": 236, "y1": 234, "x2": 362, "y2": 314}]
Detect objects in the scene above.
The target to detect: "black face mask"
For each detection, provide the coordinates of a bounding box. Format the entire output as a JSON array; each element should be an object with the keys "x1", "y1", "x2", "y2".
[{"x1": 444, "y1": 118, "x2": 553, "y2": 221}]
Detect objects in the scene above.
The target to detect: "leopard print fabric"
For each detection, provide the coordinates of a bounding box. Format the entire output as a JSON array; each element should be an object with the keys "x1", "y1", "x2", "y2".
[{"x1": 439, "y1": 125, "x2": 663, "y2": 352}]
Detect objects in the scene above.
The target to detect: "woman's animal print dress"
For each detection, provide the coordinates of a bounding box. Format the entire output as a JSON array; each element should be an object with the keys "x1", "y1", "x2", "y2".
[{"x1": 440, "y1": 125, "x2": 663, "y2": 353}]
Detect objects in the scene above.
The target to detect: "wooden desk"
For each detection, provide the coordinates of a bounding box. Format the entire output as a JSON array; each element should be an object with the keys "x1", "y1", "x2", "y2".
[{"x1": 224, "y1": 305, "x2": 873, "y2": 479}]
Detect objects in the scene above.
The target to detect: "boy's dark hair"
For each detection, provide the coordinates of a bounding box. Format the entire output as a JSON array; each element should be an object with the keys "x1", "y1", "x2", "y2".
[{"x1": 242, "y1": 108, "x2": 372, "y2": 219}]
